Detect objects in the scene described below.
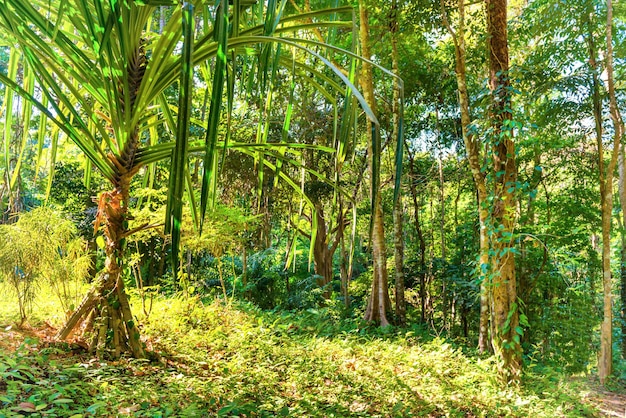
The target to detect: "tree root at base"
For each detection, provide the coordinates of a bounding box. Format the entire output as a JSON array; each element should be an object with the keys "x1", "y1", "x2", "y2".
[{"x1": 54, "y1": 274, "x2": 144, "y2": 359}]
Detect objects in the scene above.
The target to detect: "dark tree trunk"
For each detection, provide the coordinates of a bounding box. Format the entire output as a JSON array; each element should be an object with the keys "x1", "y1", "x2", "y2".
[
  {"x1": 313, "y1": 204, "x2": 333, "y2": 299},
  {"x1": 408, "y1": 152, "x2": 428, "y2": 324}
]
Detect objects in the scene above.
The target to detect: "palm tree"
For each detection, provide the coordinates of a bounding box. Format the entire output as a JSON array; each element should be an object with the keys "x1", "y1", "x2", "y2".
[{"x1": 0, "y1": 0, "x2": 387, "y2": 357}]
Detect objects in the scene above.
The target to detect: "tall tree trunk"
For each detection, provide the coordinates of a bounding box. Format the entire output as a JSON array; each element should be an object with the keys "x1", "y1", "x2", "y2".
[
  {"x1": 340, "y1": 235, "x2": 350, "y2": 309},
  {"x1": 441, "y1": 0, "x2": 490, "y2": 352},
  {"x1": 360, "y1": 1, "x2": 391, "y2": 326},
  {"x1": 313, "y1": 204, "x2": 333, "y2": 299},
  {"x1": 390, "y1": 0, "x2": 406, "y2": 326},
  {"x1": 619, "y1": 149, "x2": 626, "y2": 359},
  {"x1": 393, "y1": 199, "x2": 406, "y2": 324},
  {"x1": 486, "y1": 0, "x2": 521, "y2": 383},
  {"x1": 438, "y1": 155, "x2": 449, "y2": 330},
  {"x1": 596, "y1": 0, "x2": 623, "y2": 383}
]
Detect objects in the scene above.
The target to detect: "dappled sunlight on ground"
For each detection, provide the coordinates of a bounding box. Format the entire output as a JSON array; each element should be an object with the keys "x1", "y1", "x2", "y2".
[
  {"x1": 0, "y1": 292, "x2": 621, "y2": 417},
  {"x1": 584, "y1": 377, "x2": 626, "y2": 418}
]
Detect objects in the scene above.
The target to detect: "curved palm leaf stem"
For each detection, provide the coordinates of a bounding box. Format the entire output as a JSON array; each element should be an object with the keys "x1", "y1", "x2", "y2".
[
  {"x1": 234, "y1": 147, "x2": 356, "y2": 205},
  {"x1": 134, "y1": 141, "x2": 335, "y2": 165}
]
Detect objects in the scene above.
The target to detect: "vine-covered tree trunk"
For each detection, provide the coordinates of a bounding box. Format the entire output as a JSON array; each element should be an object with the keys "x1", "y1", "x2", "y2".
[
  {"x1": 486, "y1": 0, "x2": 521, "y2": 383},
  {"x1": 360, "y1": 0, "x2": 391, "y2": 326}
]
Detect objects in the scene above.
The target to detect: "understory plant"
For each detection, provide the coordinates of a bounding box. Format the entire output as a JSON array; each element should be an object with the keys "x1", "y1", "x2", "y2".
[{"x1": 0, "y1": 207, "x2": 90, "y2": 325}]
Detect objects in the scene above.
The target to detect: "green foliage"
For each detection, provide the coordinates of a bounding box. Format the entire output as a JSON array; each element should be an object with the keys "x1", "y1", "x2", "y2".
[
  {"x1": 0, "y1": 208, "x2": 90, "y2": 324},
  {"x1": 0, "y1": 339, "x2": 95, "y2": 417},
  {"x1": 130, "y1": 297, "x2": 604, "y2": 416},
  {"x1": 237, "y1": 247, "x2": 288, "y2": 309},
  {"x1": 48, "y1": 162, "x2": 101, "y2": 238},
  {"x1": 0, "y1": 288, "x2": 605, "y2": 417},
  {"x1": 526, "y1": 283, "x2": 597, "y2": 374}
]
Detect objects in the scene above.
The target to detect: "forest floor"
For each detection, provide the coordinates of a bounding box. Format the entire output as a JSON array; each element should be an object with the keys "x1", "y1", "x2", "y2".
[
  {"x1": 585, "y1": 379, "x2": 626, "y2": 417},
  {"x1": 0, "y1": 290, "x2": 623, "y2": 417}
]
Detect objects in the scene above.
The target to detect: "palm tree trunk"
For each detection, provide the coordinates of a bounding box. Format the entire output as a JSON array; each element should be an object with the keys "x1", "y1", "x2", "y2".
[{"x1": 56, "y1": 181, "x2": 144, "y2": 358}]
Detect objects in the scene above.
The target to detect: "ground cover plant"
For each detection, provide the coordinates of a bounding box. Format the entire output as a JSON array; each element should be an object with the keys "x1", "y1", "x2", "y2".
[{"x1": 0, "y1": 287, "x2": 608, "y2": 417}]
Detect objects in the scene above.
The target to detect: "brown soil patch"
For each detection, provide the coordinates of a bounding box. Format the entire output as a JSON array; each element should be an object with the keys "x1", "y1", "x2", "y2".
[
  {"x1": 586, "y1": 377, "x2": 626, "y2": 417},
  {"x1": 0, "y1": 322, "x2": 80, "y2": 353}
]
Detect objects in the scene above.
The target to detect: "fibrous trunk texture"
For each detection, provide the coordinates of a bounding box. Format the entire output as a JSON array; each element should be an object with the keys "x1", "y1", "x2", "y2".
[
  {"x1": 56, "y1": 180, "x2": 144, "y2": 358},
  {"x1": 56, "y1": 37, "x2": 147, "y2": 358}
]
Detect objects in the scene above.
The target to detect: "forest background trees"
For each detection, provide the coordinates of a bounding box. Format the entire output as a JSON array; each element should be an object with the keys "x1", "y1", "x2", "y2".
[{"x1": 0, "y1": 0, "x2": 624, "y2": 387}]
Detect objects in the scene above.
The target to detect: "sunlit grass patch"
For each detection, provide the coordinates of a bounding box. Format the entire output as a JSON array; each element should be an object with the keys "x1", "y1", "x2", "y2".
[
  {"x1": 0, "y1": 291, "x2": 602, "y2": 417},
  {"x1": 136, "y1": 296, "x2": 597, "y2": 417},
  {"x1": 0, "y1": 281, "x2": 83, "y2": 329}
]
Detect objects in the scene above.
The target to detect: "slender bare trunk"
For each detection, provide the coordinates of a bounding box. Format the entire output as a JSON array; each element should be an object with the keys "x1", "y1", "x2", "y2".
[
  {"x1": 597, "y1": 0, "x2": 623, "y2": 382},
  {"x1": 360, "y1": 1, "x2": 391, "y2": 326},
  {"x1": 312, "y1": 204, "x2": 333, "y2": 299},
  {"x1": 340, "y1": 235, "x2": 350, "y2": 309},
  {"x1": 390, "y1": 0, "x2": 405, "y2": 325},
  {"x1": 394, "y1": 197, "x2": 406, "y2": 325},
  {"x1": 619, "y1": 150, "x2": 626, "y2": 359},
  {"x1": 408, "y1": 154, "x2": 428, "y2": 323},
  {"x1": 441, "y1": 0, "x2": 491, "y2": 352}
]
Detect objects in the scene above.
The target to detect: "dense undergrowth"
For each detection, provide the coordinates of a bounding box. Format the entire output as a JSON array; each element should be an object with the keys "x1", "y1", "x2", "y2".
[{"x1": 0, "y1": 286, "x2": 602, "y2": 417}]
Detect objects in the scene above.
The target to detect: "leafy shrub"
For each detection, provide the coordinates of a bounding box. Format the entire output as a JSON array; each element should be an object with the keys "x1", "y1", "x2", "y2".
[{"x1": 0, "y1": 207, "x2": 90, "y2": 324}]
